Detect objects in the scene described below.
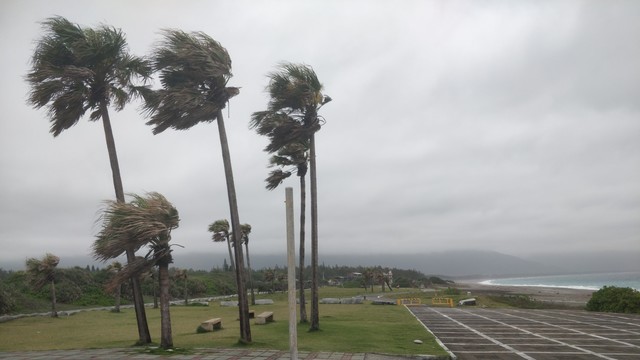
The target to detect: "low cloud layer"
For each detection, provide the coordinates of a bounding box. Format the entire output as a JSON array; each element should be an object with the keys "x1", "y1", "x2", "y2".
[{"x1": 1, "y1": 1, "x2": 638, "y2": 269}]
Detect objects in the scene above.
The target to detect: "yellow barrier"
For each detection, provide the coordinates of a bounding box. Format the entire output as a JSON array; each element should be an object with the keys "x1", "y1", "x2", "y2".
[
  {"x1": 397, "y1": 298, "x2": 421, "y2": 306},
  {"x1": 431, "y1": 297, "x2": 454, "y2": 307}
]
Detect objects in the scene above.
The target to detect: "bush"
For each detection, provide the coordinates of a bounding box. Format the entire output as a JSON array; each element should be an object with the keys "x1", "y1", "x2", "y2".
[
  {"x1": 441, "y1": 287, "x2": 460, "y2": 296},
  {"x1": 586, "y1": 286, "x2": 640, "y2": 314}
]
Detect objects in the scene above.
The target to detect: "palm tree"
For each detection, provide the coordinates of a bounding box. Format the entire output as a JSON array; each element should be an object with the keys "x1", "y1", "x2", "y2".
[
  {"x1": 25, "y1": 253, "x2": 60, "y2": 317},
  {"x1": 264, "y1": 268, "x2": 276, "y2": 293},
  {"x1": 250, "y1": 63, "x2": 331, "y2": 330},
  {"x1": 106, "y1": 261, "x2": 123, "y2": 312},
  {"x1": 263, "y1": 142, "x2": 309, "y2": 322},
  {"x1": 175, "y1": 268, "x2": 188, "y2": 305},
  {"x1": 26, "y1": 16, "x2": 152, "y2": 344},
  {"x1": 93, "y1": 192, "x2": 180, "y2": 350},
  {"x1": 142, "y1": 29, "x2": 250, "y2": 343},
  {"x1": 239, "y1": 224, "x2": 255, "y2": 305},
  {"x1": 209, "y1": 219, "x2": 235, "y2": 272}
]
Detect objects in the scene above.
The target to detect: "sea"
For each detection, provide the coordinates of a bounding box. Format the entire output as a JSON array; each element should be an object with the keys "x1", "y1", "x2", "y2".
[{"x1": 480, "y1": 271, "x2": 640, "y2": 291}]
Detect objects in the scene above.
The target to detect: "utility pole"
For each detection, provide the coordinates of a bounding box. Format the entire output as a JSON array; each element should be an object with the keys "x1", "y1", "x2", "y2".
[{"x1": 285, "y1": 187, "x2": 298, "y2": 359}]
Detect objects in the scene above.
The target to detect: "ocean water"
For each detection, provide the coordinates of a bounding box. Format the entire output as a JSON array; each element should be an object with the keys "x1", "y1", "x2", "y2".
[{"x1": 480, "y1": 272, "x2": 640, "y2": 291}]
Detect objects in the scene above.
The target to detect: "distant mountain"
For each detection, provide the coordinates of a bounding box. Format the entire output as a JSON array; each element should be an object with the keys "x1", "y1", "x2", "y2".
[{"x1": 3, "y1": 249, "x2": 637, "y2": 277}]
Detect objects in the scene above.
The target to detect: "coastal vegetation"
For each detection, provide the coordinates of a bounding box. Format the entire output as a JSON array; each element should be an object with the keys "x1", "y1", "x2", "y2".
[
  {"x1": 0, "y1": 265, "x2": 440, "y2": 316},
  {"x1": 586, "y1": 286, "x2": 640, "y2": 314}
]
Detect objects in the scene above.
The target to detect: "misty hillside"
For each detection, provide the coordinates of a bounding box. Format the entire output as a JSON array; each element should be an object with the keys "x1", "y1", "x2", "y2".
[{"x1": 4, "y1": 250, "x2": 638, "y2": 277}]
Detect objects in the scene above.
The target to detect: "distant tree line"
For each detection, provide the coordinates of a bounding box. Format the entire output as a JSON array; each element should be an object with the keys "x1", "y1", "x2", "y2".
[{"x1": 0, "y1": 264, "x2": 442, "y2": 315}]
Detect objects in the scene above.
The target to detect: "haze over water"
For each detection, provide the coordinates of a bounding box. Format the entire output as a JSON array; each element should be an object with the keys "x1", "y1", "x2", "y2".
[{"x1": 481, "y1": 272, "x2": 640, "y2": 291}]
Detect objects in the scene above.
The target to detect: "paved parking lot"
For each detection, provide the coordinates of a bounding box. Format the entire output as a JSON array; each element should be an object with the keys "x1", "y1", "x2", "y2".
[{"x1": 409, "y1": 306, "x2": 640, "y2": 360}]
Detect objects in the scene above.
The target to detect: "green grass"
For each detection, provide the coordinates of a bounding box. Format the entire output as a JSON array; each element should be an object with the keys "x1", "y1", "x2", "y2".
[{"x1": 0, "y1": 288, "x2": 448, "y2": 357}]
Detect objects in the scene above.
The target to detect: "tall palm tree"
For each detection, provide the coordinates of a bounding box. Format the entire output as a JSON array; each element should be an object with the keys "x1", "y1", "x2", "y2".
[
  {"x1": 25, "y1": 253, "x2": 60, "y2": 317},
  {"x1": 142, "y1": 29, "x2": 250, "y2": 343},
  {"x1": 239, "y1": 223, "x2": 256, "y2": 306},
  {"x1": 250, "y1": 63, "x2": 331, "y2": 330},
  {"x1": 26, "y1": 16, "x2": 152, "y2": 344},
  {"x1": 93, "y1": 192, "x2": 180, "y2": 350},
  {"x1": 263, "y1": 142, "x2": 309, "y2": 322},
  {"x1": 209, "y1": 219, "x2": 235, "y2": 272}
]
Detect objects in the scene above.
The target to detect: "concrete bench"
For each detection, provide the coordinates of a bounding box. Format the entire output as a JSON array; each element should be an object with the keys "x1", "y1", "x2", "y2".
[
  {"x1": 236, "y1": 309, "x2": 255, "y2": 320},
  {"x1": 255, "y1": 311, "x2": 274, "y2": 325},
  {"x1": 200, "y1": 317, "x2": 222, "y2": 331}
]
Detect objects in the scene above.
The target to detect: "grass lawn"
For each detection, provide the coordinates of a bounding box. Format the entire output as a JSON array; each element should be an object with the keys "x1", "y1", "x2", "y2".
[{"x1": 0, "y1": 288, "x2": 448, "y2": 356}]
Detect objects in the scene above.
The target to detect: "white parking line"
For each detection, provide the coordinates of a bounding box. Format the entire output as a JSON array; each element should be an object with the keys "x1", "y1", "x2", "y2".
[
  {"x1": 535, "y1": 309, "x2": 640, "y2": 330},
  {"x1": 456, "y1": 309, "x2": 619, "y2": 360},
  {"x1": 428, "y1": 308, "x2": 536, "y2": 360},
  {"x1": 491, "y1": 309, "x2": 640, "y2": 348}
]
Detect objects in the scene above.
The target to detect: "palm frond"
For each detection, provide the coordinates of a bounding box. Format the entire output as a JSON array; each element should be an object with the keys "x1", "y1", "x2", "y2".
[
  {"x1": 265, "y1": 169, "x2": 292, "y2": 190},
  {"x1": 26, "y1": 16, "x2": 151, "y2": 136},
  {"x1": 208, "y1": 219, "x2": 229, "y2": 242},
  {"x1": 93, "y1": 192, "x2": 179, "y2": 262},
  {"x1": 143, "y1": 29, "x2": 235, "y2": 134}
]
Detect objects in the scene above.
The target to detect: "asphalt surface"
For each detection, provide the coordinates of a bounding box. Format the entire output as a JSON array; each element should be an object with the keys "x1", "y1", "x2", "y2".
[{"x1": 409, "y1": 306, "x2": 640, "y2": 360}]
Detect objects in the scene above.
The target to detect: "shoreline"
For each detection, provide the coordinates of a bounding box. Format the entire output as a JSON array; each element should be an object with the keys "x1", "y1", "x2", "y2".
[{"x1": 453, "y1": 280, "x2": 595, "y2": 305}]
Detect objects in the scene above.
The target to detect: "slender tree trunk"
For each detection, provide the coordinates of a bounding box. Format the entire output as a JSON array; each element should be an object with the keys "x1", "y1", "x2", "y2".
[
  {"x1": 309, "y1": 134, "x2": 319, "y2": 331},
  {"x1": 50, "y1": 280, "x2": 57, "y2": 318},
  {"x1": 245, "y1": 242, "x2": 255, "y2": 306},
  {"x1": 184, "y1": 274, "x2": 188, "y2": 305},
  {"x1": 215, "y1": 110, "x2": 251, "y2": 343},
  {"x1": 114, "y1": 283, "x2": 121, "y2": 312},
  {"x1": 225, "y1": 238, "x2": 236, "y2": 272},
  {"x1": 298, "y1": 174, "x2": 307, "y2": 323},
  {"x1": 100, "y1": 103, "x2": 151, "y2": 344},
  {"x1": 158, "y1": 262, "x2": 173, "y2": 349},
  {"x1": 153, "y1": 271, "x2": 158, "y2": 309}
]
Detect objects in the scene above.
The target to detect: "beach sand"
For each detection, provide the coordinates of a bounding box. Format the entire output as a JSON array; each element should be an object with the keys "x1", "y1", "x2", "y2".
[{"x1": 452, "y1": 280, "x2": 594, "y2": 306}]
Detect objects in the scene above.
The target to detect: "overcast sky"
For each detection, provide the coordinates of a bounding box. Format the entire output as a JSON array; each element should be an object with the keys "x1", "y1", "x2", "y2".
[{"x1": 1, "y1": 0, "x2": 639, "y2": 270}]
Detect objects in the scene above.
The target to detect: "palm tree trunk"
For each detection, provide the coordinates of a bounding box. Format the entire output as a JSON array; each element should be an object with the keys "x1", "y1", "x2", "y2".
[
  {"x1": 50, "y1": 280, "x2": 57, "y2": 318},
  {"x1": 225, "y1": 238, "x2": 236, "y2": 272},
  {"x1": 244, "y1": 242, "x2": 255, "y2": 306},
  {"x1": 184, "y1": 276, "x2": 188, "y2": 305},
  {"x1": 298, "y1": 174, "x2": 307, "y2": 323},
  {"x1": 309, "y1": 134, "x2": 319, "y2": 331},
  {"x1": 114, "y1": 283, "x2": 121, "y2": 312},
  {"x1": 100, "y1": 103, "x2": 151, "y2": 344},
  {"x1": 152, "y1": 271, "x2": 158, "y2": 309},
  {"x1": 158, "y1": 262, "x2": 173, "y2": 349},
  {"x1": 215, "y1": 110, "x2": 251, "y2": 343}
]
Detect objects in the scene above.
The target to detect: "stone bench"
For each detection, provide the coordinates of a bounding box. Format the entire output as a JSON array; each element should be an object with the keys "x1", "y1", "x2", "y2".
[
  {"x1": 255, "y1": 311, "x2": 274, "y2": 325},
  {"x1": 200, "y1": 317, "x2": 222, "y2": 331}
]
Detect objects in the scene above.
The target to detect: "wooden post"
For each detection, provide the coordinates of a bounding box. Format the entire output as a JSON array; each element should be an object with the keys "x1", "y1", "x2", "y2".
[{"x1": 285, "y1": 187, "x2": 298, "y2": 359}]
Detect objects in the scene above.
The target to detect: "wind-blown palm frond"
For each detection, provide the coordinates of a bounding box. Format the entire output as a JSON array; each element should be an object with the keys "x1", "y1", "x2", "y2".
[
  {"x1": 208, "y1": 219, "x2": 229, "y2": 242},
  {"x1": 240, "y1": 224, "x2": 251, "y2": 244},
  {"x1": 143, "y1": 29, "x2": 238, "y2": 134},
  {"x1": 26, "y1": 16, "x2": 152, "y2": 137},
  {"x1": 25, "y1": 253, "x2": 59, "y2": 290},
  {"x1": 93, "y1": 192, "x2": 180, "y2": 262}
]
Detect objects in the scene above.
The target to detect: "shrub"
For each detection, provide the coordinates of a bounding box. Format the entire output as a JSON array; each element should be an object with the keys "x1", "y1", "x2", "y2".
[
  {"x1": 442, "y1": 287, "x2": 460, "y2": 295},
  {"x1": 586, "y1": 286, "x2": 640, "y2": 314}
]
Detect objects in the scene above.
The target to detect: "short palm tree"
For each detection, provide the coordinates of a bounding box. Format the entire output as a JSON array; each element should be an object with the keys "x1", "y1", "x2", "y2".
[
  {"x1": 175, "y1": 268, "x2": 188, "y2": 305},
  {"x1": 93, "y1": 192, "x2": 180, "y2": 350},
  {"x1": 26, "y1": 16, "x2": 152, "y2": 344},
  {"x1": 239, "y1": 224, "x2": 256, "y2": 305},
  {"x1": 250, "y1": 63, "x2": 331, "y2": 330},
  {"x1": 143, "y1": 29, "x2": 251, "y2": 342},
  {"x1": 106, "y1": 261, "x2": 123, "y2": 312},
  {"x1": 25, "y1": 253, "x2": 60, "y2": 317},
  {"x1": 208, "y1": 219, "x2": 235, "y2": 272}
]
